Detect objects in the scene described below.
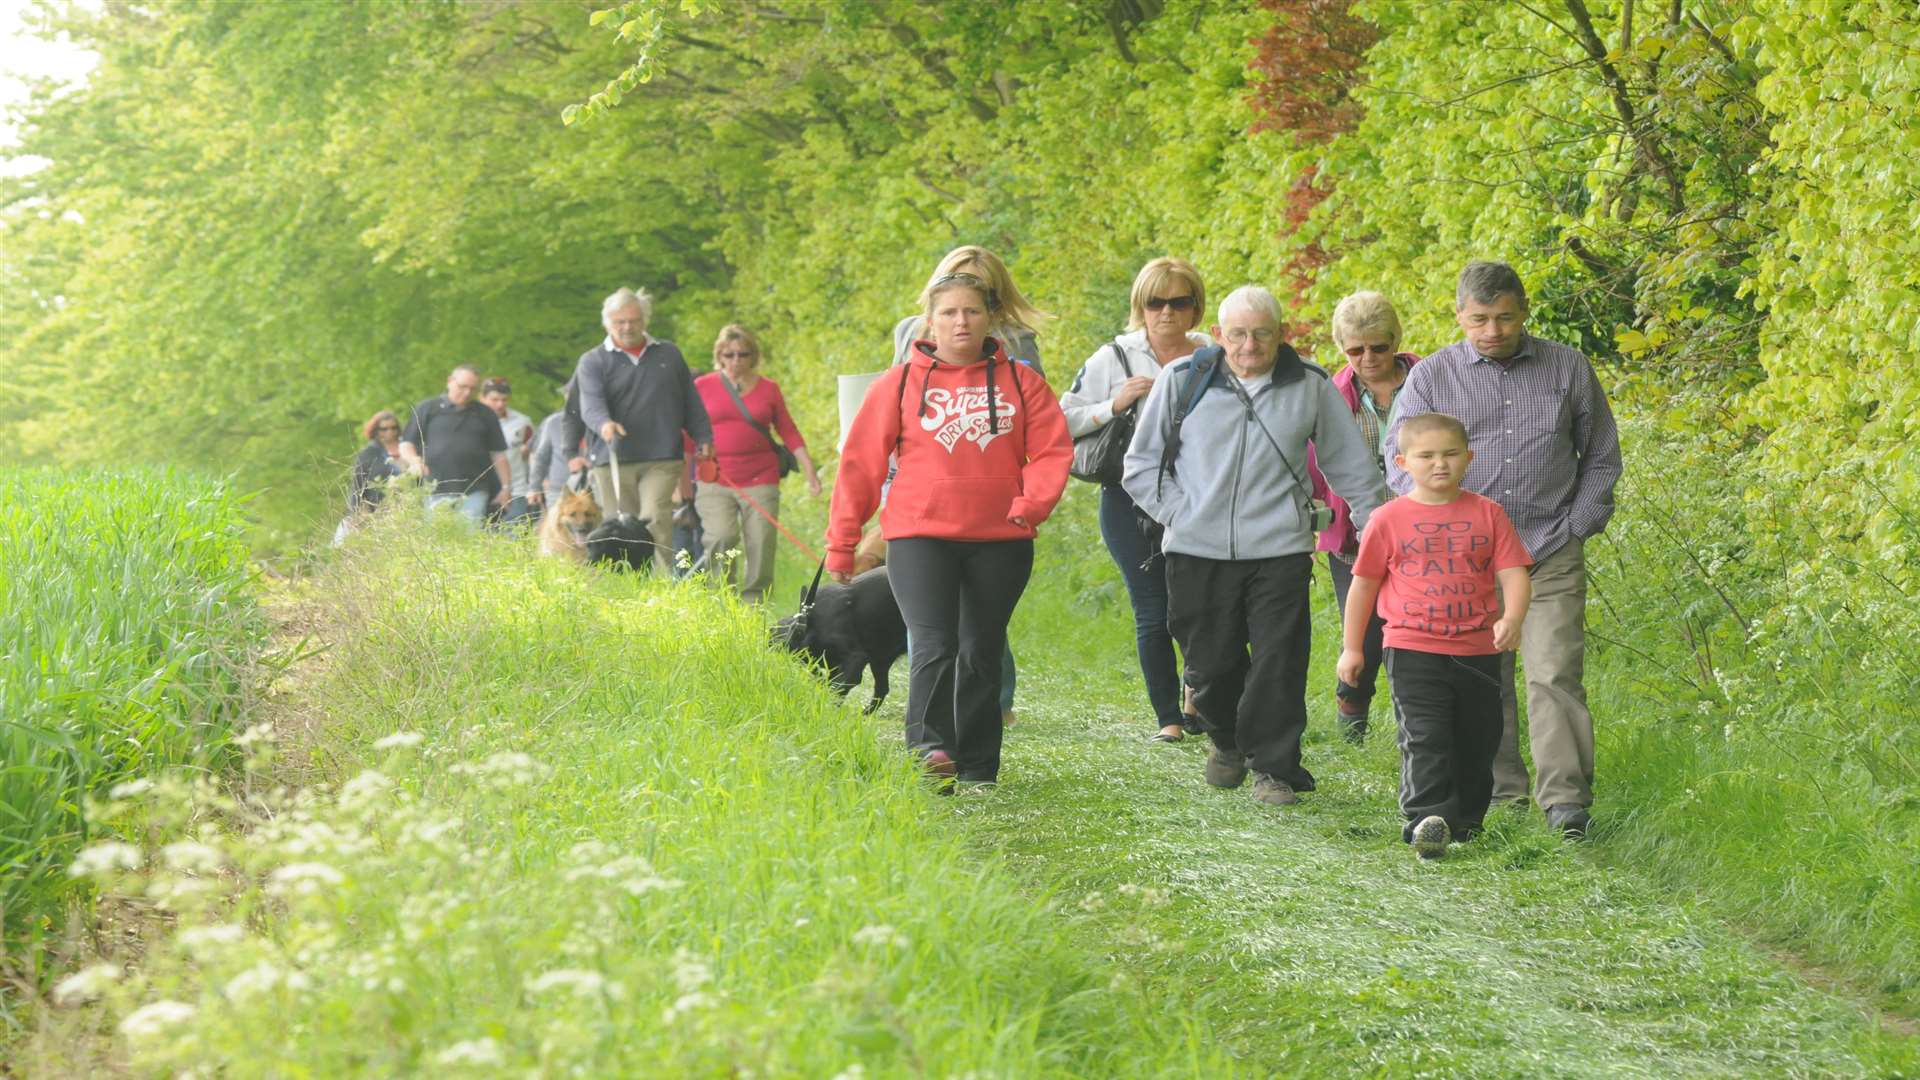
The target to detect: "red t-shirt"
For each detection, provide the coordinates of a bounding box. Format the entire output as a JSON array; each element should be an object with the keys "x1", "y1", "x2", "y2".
[
  {"x1": 689, "y1": 373, "x2": 806, "y2": 487},
  {"x1": 1352, "y1": 490, "x2": 1532, "y2": 655}
]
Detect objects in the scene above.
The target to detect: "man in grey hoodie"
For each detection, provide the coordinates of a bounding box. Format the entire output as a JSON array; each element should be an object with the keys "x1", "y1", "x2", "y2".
[
  {"x1": 1123, "y1": 285, "x2": 1391, "y2": 807},
  {"x1": 574, "y1": 286, "x2": 714, "y2": 572}
]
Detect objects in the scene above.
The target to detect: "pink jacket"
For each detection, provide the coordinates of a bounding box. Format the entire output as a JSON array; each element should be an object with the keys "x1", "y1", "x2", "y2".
[{"x1": 1307, "y1": 352, "x2": 1420, "y2": 556}]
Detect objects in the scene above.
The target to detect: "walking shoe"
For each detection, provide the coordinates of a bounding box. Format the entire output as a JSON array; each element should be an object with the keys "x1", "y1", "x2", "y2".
[
  {"x1": 1546, "y1": 803, "x2": 1591, "y2": 839},
  {"x1": 1335, "y1": 706, "x2": 1369, "y2": 745},
  {"x1": 1204, "y1": 747, "x2": 1249, "y2": 789},
  {"x1": 1250, "y1": 772, "x2": 1299, "y2": 806},
  {"x1": 923, "y1": 749, "x2": 957, "y2": 781},
  {"x1": 1148, "y1": 727, "x2": 1185, "y2": 744},
  {"x1": 1411, "y1": 815, "x2": 1450, "y2": 859}
]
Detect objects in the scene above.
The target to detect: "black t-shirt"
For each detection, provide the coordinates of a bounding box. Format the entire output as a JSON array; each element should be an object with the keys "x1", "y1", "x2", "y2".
[{"x1": 402, "y1": 395, "x2": 509, "y2": 496}]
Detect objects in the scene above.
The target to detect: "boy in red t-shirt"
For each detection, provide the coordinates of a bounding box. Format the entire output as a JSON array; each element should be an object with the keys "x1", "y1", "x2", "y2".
[{"x1": 1340, "y1": 413, "x2": 1532, "y2": 859}]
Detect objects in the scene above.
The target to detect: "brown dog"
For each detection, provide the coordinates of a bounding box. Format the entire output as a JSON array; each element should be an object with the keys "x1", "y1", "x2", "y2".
[
  {"x1": 852, "y1": 528, "x2": 888, "y2": 576},
  {"x1": 538, "y1": 487, "x2": 604, "y2": 563}
]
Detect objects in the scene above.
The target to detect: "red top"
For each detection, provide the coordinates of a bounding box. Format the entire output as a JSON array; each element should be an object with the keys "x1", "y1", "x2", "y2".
[
  {"x1": 825, "y1": 341, "x2": 1072, "y2": 576},
  {"x1": 1352, "y1": 490, "x2": 1532, "y2": 655},
  {"x1": 688, "y1": 373, "x2": 807, "y2": 487}
]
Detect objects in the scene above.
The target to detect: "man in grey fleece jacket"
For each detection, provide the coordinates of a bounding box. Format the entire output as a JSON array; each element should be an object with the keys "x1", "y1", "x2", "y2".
[
  {"x1": 1123, "y1": 285, "x2": 1390, "y2": 807},
  {"x1": 575, "y1": 286, "x2": 714, "y2": 572}
]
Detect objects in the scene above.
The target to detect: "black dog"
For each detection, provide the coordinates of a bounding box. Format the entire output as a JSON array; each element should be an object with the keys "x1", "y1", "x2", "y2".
[
  {"x1": 585, "y1": 513, "x2": 657, "y2": 572},
  {"x1": 774, "y1": 566, "x2": 907, "y2": 712}
]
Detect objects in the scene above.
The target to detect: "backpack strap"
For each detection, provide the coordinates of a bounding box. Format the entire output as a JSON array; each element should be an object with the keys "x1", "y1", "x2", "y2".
[{"x1": 1156, "y1": 346, "x2": 1223, "y2": 497}]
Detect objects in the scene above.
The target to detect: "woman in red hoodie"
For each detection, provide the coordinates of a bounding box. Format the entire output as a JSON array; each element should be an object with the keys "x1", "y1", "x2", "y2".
[{"x1": 827, "y1": 272, "x2": 1072, "y2": 785}]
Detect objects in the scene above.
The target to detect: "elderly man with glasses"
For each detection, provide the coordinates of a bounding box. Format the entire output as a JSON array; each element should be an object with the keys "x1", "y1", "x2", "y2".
[{"x1": 1123, "y1": 285, "x2": 1392, "y2": 808}]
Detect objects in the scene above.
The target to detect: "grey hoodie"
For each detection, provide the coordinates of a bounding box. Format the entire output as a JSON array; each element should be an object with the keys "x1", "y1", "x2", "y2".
[{"x1": 1121, "y1": 346, "x2": 1390, "y2": 561}]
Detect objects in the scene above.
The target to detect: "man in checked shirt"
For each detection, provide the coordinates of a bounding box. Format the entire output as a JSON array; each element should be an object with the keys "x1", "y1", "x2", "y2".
[{"x1": 1385, "y1": 261, "x2": 1623, "y2": 838}]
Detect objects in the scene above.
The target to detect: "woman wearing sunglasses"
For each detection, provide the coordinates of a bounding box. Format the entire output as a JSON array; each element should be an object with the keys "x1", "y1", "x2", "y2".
[
  {"x1": 1307, "y1": 290, "x2": 1422, "y2": 743},
  {"x1": 334, "y1": 410, "x2": 407, "y2": 544},
  {"x1": 1061, "y1": 257, "x2": 1214, "y2": 743}
]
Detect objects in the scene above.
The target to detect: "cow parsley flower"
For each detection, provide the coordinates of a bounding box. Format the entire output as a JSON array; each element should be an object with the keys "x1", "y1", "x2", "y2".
[
  {"x1": 51, "y1": 963, "x2": 122, "y2": 1005},
  {"x1": 372, "y1": 730, "x2": 425, "y2": 751},
  {"x1": 434, "y1": 1037, "x2": 506, "y2": 1067},
  {"x1": 118, "y1": 999, "x2": 197, "y2": 1042},
  {"x1": 852, "y1": 924, "x2": 908, "y2": 950},
  {"x1": 161, "y1": 840, "x2": 226, "y2": 873},
  {"x1": 69, "y1": 841, "x2": 142, "y2": 878},
  {"x1": 268, "y1": 862, "x2": 344, "y2": 897}
]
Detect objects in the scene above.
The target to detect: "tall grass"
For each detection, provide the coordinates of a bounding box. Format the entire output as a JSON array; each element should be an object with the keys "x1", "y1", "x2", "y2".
[
  {"x1": 0, "y1": 467, "x2": 260, "y2": 955},
  {"x1": 30, "y1": 509, "x2": 1227, "y2": 1076}
]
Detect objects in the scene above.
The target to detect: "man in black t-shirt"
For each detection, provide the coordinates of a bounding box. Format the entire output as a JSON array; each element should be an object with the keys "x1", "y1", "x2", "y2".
[{"x1": 398, "y1": 364, "x2": 510, "y2": 525}]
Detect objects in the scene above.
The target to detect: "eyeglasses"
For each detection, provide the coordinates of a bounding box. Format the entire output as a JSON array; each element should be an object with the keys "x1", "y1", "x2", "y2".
[
  {"x1": 1223, "y1": 327, "x2": 1278, "y2": 345},
  {"x1": 718, "y1": 350, "x2": 755, "y2": 360},
  {"x1": 1343, "y1": 343, "x2": 1395, "y2": 358},
  {"x1": 1145, "y1": 295, "x2": 1196, "y2": 312}
]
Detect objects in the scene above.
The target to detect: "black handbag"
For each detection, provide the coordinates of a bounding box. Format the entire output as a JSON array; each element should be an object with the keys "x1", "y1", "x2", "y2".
[
  {"x1": 720, "y1": 375, "x2": 798, "y2": 478},
  {"x1": 1069, "y1": 342, "x2": 1136, "y2": 485}
]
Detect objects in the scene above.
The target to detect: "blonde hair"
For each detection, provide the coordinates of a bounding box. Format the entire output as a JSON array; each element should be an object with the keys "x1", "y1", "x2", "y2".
[
  {"x1": 1126, "y1": 257, "x2": 1207, "y2": 332},
  {"x1": 915, "y1": 245, "x2": 1050, "y2": 335},
  {"x1": 712, "y1": 324, "x2": 762, "y2": 368},
  {"x1": 1397, "y1": 412, "x2": 1469, "y2": 452},
  {"x1": 1330, "y1": 291, "x2": 1403, "y2": 351}
]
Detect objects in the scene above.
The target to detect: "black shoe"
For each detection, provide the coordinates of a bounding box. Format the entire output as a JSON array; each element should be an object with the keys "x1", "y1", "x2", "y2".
[
  {"x1": 1336, "y1": 710, "x2": 1368, "y2": 745},
  {"x1": 1546, "y1": 803, "x2": 1591, "y2": 838}
]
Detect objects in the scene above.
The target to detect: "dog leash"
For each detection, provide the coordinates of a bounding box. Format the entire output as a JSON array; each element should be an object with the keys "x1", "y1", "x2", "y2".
[{"x1": 710, "y1": 465, "x2": 822, "y2": 565}]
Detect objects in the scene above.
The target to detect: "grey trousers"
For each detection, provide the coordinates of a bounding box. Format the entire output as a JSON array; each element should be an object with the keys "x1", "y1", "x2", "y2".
[
  {"x1": 1492, "y1": 538, "x2": 1595, "y2": 808},
  {"x1": 591, "y1": 459, "x2": 682, "y2": 573}
]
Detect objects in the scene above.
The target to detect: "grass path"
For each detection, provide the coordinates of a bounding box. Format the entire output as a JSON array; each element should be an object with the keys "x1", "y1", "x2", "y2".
[{"x1": 892, "y1": 636, "x2": 1920, "y2": 1076}]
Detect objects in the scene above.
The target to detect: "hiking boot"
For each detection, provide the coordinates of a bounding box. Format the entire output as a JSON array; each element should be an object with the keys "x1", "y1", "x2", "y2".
[
  {"x1": 1250, "y1": 772, "x2": 1299, "y2": 806},
  {"x1": 1204, "y1": 747, "x2": 1249, "y2": 789},
  {"x1": 1411, "y1": 815, "x2": 1450, "y2": 859},
  {"x1": 1546, "y1": 803, "x2": 1591, "y2": 839}
]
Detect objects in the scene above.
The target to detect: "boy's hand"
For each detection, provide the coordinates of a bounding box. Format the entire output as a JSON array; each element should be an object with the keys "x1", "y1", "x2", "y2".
[
  {"x1": 1492, "y1": 617, "x2": 1523, "y2": 651},
  {"x1": 1335, "y1": 647, "x2": 1365, "y2": 688}
]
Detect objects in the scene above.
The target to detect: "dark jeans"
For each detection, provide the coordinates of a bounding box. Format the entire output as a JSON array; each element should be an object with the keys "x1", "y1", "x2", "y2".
[
  {"x1": 1099, "y1": 485, "x2": 1182, "y2": 729},
  {"x1": 1327, "y1": 552, "x2": 1386, "y2": 721},
  {"x1": 888, "y1": 537, "x2": 1034, "y2": 782},
  {"x1": 1384, "y1": 647, "x2": 1503, "y2": 841},
  {"x1": 1166, "y1": 552, "x2": 1315, "y2": 791}
]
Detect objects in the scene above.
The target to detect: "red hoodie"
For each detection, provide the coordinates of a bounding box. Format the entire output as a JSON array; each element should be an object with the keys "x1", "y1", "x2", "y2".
[{"x1": 826, "y1": 340, "x2": 1072, "y2": 576}]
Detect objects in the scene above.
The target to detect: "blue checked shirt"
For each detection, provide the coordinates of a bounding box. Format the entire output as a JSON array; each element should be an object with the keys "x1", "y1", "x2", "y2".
[{"x1": 1384, "y1": 334, "x2": 1622, "y2": 560}]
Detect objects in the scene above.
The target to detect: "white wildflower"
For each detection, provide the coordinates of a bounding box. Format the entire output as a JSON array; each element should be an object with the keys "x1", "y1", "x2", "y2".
[
  {"x1": 434, "y1": 1038, "x2": 506, "y2": 1067},
  {"x1": 525, "y1": 969, "x2": 625, "y2": 999},
  {"x1": 160, "y1": 840, "x2": 226, "y2": 873},
  {"x1": 176, "y1": 923, "x2": 247, "y2": 958},
  {"x1": 662, "y1": 991, "x2": 717, "y2": 1024},
  {"x1": 145, "y1": 874, "x2": 216, "y2": 910},
  {"x1": 224, "y1": 960, "x2": 293, "y2": 1005},
  {"x1": 268, "y1": 862, "x2": 345, "y2": 897},
  {"x1": 118, "y1": 999, "x2": 197, "y2": 1042},
  {"x1": 618, "y1": 873, "x2": 685, "y2": 896},
  {"x1": 851, "y1": 924, "x2": 908, "y2": 950},
  {"x1": 51, "y1": 962, "x2": 122, "y2": 1005},
  {"x1": 69, "y1": 841, "x2": 142, "y2": 878},
  {"x1": 1078, "y1": 892, "x2": 1106, "y2": 913},
  {"x1": 336, "y1": 769, "x2": 392, "y2": 813},
  {"x1": 233, "y1": 722, "x2": 277, "y2": 747},
  {"x1": 372, "y1": 730, "x2": 425, "y2": 751},
  {"x1": 449, "y1": 751, "x2": 550, "y2": 789},
  {"x1": 671, "y1": 949, "x2": 713, "y2": 993},
  {"x1": 108, "y1": 778, "x2": 155, "y2": 800},
  {"x1": 830, "y1": 1066, "x2": 867, "y2": 1080}
]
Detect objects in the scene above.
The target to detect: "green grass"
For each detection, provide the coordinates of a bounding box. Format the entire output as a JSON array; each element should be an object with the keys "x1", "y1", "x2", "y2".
[
  {"x1": 0, "y1": 467, "x2": 260, "y2": 960},
  {"x1": 19, "y1": 507, "x2": 1228, "y2": 1076}
]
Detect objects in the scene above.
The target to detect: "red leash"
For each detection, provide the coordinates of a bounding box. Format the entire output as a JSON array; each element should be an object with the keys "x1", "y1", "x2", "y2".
[{"x1": 712, "y1": 470, "x2": 821, "y2": 565}]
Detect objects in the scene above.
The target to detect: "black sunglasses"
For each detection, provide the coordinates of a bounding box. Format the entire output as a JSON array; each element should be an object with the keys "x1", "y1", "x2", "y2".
[{"x1": 1145, "y1": 295, "x2": 1196, "y2": 311}]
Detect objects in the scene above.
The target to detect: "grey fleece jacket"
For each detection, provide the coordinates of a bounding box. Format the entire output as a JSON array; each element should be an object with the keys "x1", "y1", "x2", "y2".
[
  {"x1": 574, "y1": 337, "x2": 714, "y2": 464},
  {"x1": 1121, "y1": 346, "x2": 1390, "y2": 561}
]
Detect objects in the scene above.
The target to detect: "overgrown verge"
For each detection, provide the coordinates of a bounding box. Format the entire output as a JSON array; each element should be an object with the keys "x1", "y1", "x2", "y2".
[
  {"x1": 14, "y1": 509, "x2": 1227, "y2": 1076},
  {"x1": 1581, "y1": 418, "x2": 1920, "y2": 1012},
  {"x1": 0, "y1": 467, "x2": 260, "y2": 976}
]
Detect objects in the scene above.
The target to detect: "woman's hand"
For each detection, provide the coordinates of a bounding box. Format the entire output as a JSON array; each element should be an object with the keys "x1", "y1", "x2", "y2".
[
  {"x1": 1008, "y1": 514, "x2": 1030, "y2": 529},
  {"x1": 830, "y1": 570, "x2": 853, "y2": 585},
  {"x1": 1111, "y1": 375, "x2": 1155, "y2": 413}
]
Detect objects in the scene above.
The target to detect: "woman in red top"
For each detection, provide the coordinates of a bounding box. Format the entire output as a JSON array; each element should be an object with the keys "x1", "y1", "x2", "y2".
[
  {"x1": 827, "y1": 273, "x2": 1072, "y2": 785},
  {"x1": 690, "y1": 325, "x2": 822, "y2": 603}
]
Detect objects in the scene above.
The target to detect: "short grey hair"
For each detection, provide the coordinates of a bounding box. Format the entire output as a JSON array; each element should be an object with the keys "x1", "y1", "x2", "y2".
[
  {"x1": 1217, "y1": 284, "x2": 1282, "y2": 327},
  {"x1": 1330, "y1": 291, "x2": 1403, "y2": 350},
  {"x1": 1455, "y1": 261, "x2": 1527, "y2": 311},
  {"x1": 601, "y1": 286, "x2": 653, "y2": 323}
]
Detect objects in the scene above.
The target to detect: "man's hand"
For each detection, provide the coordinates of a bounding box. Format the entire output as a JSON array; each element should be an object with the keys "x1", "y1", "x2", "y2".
[
  {"x1": 600, "y1": 420, "x2": 626, "y2": 443},
  {"x1": 1112, "y1": 375, "x2": 1156, "y2": 413},
  {"x1": 806, "y1": 473, "x2": 823, "y2": 498},
  {"x1": 491, "y1": 489, "x2": 509, "y2": 508},
  {"x1": 1335, "y1": 647, "x2": 1365, "y2": 688},
  {"x1": 1008, "y1": 514, "x2": 1030, "y2": 529},
  {"x1": 695, "y1": 443, "x2": 715, "y2": 460},
  {"x1": 1492, "y1": 617, "x2": 1524, "y2": 652},
  {"x1": 408, "y1": 460, "x2": 430, "y2": 478},
  {"x1": 829, "y1": 570, "x2": 852, "y2": 585},
  {"x1": 567, "y1": 455, "x2": 587, "y2": 472},
  {"x1": 527, "y1": 491, "x2": 545, "y2": 508}
]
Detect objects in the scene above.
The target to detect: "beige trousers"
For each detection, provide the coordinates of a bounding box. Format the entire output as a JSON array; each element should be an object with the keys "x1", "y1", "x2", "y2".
[
  {"x1": 591, "y1": 459, "x2": 682, "y2": 573},
  {"x1": 694, "y1": 481, "x2": 780, "y2": 603},
  {"x1": 1492, "y1": 538, "x2": 1595, "y2": 809}
]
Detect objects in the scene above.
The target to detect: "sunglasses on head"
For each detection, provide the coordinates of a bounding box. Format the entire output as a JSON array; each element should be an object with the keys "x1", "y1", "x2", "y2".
[
  {"x1": 1145, "y1": 295, "x2": 1196, "y2": 312},
  {"x1": 1343, "y1": 343, "x2": 1395, "y2": 357}
]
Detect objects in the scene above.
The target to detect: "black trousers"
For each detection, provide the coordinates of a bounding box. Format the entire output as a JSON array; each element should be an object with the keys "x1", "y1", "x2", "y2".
[
  {"x1": 1165, "y1": 552, "x2": 1315, "y2": 791},
  {"x1": 1384, "y1": 647, "x2": 1503, "y2": 840},
  {"x1": 1327, "y1": 553, "x2": 1386, "y2": 715},
  {"x1": 887, "y1": 537, "x2": 1034, "y2": 782}
]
